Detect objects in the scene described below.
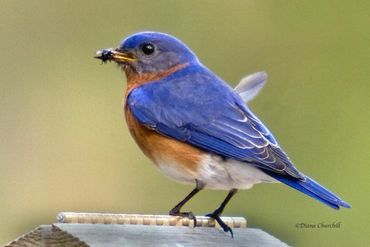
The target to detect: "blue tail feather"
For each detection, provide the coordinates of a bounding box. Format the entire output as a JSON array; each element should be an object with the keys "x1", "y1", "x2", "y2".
[{"x1": 265, "y1": 171, "x2": 350, "y2": 209}]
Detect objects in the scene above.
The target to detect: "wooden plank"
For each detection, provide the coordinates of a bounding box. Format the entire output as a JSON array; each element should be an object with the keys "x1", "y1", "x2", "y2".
[
  {"x1": 6, "y1": 213, "x2": 290, "y2": 246},
  {"x1": 5, "y1": 225, "x2": 89, "y2": 247},
  {"x1": 55, "y1": 223, "x2": 290, "y2": 247}
]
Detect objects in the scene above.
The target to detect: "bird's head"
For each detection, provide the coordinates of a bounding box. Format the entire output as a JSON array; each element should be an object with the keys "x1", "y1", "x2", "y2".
[{"x1": 95, "y1": 32, "x2": 198, "y2": 80}]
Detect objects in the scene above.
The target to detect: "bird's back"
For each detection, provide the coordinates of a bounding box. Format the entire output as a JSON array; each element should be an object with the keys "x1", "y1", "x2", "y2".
[{"x1": 126, "y1": 63, "x2": 350, "y2": 208}]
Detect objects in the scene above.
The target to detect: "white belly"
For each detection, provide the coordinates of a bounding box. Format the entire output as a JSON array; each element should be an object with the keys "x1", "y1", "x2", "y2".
[{"x1": 156, "y1": 154, "x2": 277, "y2": 190}]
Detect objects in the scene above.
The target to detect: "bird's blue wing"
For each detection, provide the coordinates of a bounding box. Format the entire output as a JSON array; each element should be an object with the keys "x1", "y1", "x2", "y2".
[
  {"x1": 128, "y1": 65, "x2": 303, "y2": 179},
  {"x1": 128, "y1": 64, "x2": 351, "y2": 209}
]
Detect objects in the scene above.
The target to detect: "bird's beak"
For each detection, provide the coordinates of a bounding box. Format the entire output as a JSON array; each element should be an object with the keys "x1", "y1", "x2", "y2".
[{"x1": 94, "y1": 48, "x2": 136, "y2": 63}]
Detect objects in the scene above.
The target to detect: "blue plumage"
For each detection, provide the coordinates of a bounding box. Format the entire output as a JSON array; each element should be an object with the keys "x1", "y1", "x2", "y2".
[
  {"x1": 264, "y1": 171, "x2": 351, "y2": 209},
  {"x1": 128, "y1": 63, "x2": 350, "y2": 209},
  {"x1": 97, "y1": 31, "x2": 350, "y2": 236}
]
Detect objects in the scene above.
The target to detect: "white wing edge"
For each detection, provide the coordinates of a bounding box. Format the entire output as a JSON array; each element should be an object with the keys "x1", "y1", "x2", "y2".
[{"x1": 234, "y1": 71, "x2": 268, "y2": 103}]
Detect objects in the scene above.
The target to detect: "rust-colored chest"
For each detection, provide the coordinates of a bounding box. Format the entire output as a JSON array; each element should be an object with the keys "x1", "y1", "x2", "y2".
[
  {"x1": 123, "y1": 78, "x2": 202, "y2": 174},
  {"x1": 124, "y1": 101, "x2": 202, "y2": 173}
]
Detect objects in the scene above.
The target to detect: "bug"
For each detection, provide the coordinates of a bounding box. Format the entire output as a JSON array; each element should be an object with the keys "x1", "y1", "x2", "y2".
[{"x1": 95, "y1": 49, "x2": 113, "y2": 63}]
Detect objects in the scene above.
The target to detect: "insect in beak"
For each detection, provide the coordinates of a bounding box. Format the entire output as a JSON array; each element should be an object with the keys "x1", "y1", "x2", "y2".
[{"x1": 95, "y1": 49, "x2": 136, "y2": 63}]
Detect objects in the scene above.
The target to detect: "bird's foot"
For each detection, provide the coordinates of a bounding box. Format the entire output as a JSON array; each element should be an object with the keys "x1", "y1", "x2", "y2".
[
  {"x1": 169, "y1": 209, "x2": 197, "y2": 227},
  {"x1": 206, "y1": 209, "x2": 233, "y2": 238}
]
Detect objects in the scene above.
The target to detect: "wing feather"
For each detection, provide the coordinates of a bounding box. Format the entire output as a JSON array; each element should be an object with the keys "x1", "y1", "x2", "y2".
[{"x1": 128, "y1": 65, "x2": 304, "y2": 179}]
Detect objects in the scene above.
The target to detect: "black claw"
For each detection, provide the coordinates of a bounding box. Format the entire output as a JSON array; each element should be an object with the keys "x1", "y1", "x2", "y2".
[
  {"x1": 168, "y1": 180, "x2": 204, "y2": 228},
  {"x1": 206, "y1": 212, "x2": 233, "y2": 238},
  {"x1": 205, "y1": 213, "x2": 212, "y2": 218},
  {"x1": 170, "y1": 210, "x2": 197, "y2": 227},
  {"x1": 193, "y1": 215, "x2": 197, "y2": 228}
]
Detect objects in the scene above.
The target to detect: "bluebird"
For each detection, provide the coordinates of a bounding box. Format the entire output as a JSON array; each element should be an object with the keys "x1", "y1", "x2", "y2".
[{"x1": 95, "y1": 32, "x2": 350, "y2": 236}]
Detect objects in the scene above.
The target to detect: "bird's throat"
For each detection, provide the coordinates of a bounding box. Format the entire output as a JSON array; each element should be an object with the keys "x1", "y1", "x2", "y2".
[{"x1": 124, "y1": 63, "x2": 189, "y2": 96}]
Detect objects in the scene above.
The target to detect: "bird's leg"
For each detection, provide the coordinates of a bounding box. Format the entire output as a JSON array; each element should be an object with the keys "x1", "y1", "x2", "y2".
[
  {"x1": 169, "y1": 180, "x2": 204, "y2": 227},
  {"x1": 206, "y1": 188, "x2": 238, "y2": 238}
]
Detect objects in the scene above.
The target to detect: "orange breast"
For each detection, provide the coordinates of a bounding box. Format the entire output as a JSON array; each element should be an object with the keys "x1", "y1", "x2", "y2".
[
  {"x1": 124, "y1": 105, "x2": 202, "y2": 175},
  {"x1": 122, "y1": 63, "x2": 203, "y2": 178},
  {"x1": 125, "y1": 105, "x2": 203, "y2": 178}
]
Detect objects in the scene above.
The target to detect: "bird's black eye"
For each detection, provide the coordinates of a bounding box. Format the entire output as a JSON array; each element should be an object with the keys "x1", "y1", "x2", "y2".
[{"x1": 141, "y1": 43, "x2": 155, "y2": 55}]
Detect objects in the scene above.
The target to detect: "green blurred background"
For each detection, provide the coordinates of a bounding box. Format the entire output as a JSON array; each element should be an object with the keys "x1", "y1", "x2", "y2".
[{"x1": 0, "y1": 0, "x2": 369, "y2": 246}]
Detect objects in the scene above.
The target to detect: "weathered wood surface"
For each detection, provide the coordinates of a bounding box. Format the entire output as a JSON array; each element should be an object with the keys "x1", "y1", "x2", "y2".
[
  {"x1": 5, "y1": 225, "x2": 88, "y2": 247},
  {"x1": 57, "y1": 223, "x2": 290, "y2": 247},
  {"x1": 6, "y1": 213, "x2": 290, "y2": 247}
]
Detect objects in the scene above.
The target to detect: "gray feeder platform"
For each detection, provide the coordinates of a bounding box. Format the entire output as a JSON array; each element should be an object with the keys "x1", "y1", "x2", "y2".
[{"x1": 5, "y1": 213, "x2": 290, "y2": 247}]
